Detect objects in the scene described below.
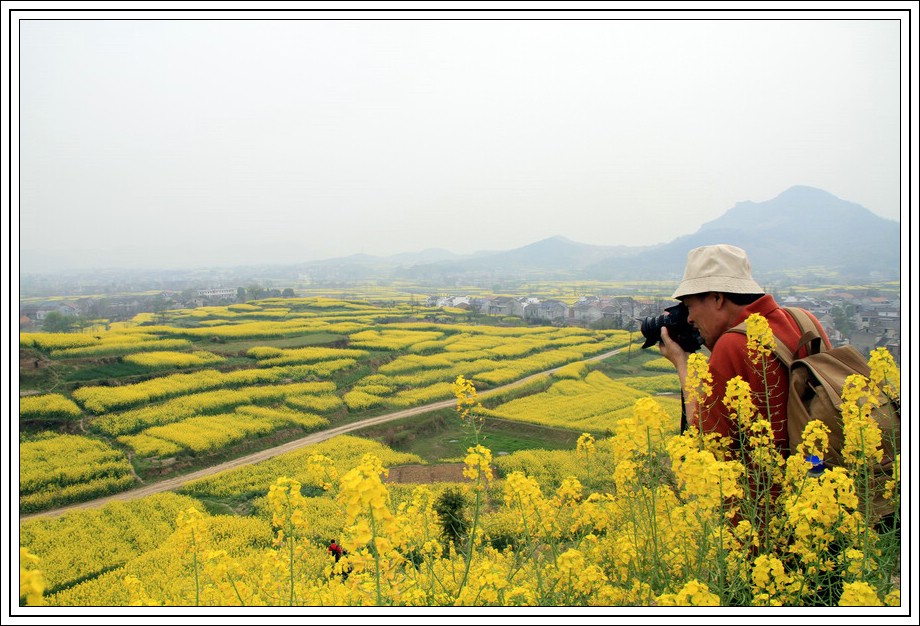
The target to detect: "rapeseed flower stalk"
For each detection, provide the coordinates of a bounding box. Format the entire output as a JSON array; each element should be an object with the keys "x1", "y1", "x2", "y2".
[
  {"x1": 684, "y1": 352, "x2": 715, "y2": 449},
  {"x1": 840, "y1": 374, "x2": 884, "y2": 468},
  {"x1": 337, "y1": 454, "x2": 400, "y2": 605},
  {"x1": 203, "y1": 549, "x2": 250, "y2": 606},
  {"x1": 684, "y1": 352, "x2": 713, "y2": 408},
  {"x1": 451, "y1": 376, "x2": 493, "y2": 600},
  {"x1": 744, "y1": 313, "x2": 783, "y2": 431},
  {"x1": 303, "y1": 454, "x2": 338, "y2": 492},
  {"x1": 452, "y1": 548, "x2": 514, "y2": 606},
  {"x1": 796, "y1": 420, "x2": 831, "y2": 464},
  {"x1": 867, "y1": 347, "x2": 900, "y2": 400},
  {"x1": 266, "y1": 477, "x2": 309, "y2": 605},
  {"x1": 838, "y1": 370, "x2": 893, "y2": 583},
  {"x1": 393, "y1": 486, "x2": 444, "y2": 604},
  {"x1": 174, "y1": 507, "x2": 208, "y2": 606},
  {"x1": 576, "y1": 432, "x2": 596, "y2": 479},
  {"x1": 745, "y1": 313, "x2": 783, "y2": 458},
  {"x1": 722, "y1": 375, "x2": 787, "y2": 555},
  {"x1": 550, "y1": 548, "x2": 609, "y2": 604},
  {"x1": 576, "y1": 432, "x2": 595, "y2": 456},
  {"x1": 462, "y1": 444, "x2": 493, "y2": 485},
  {"x1": 502, "y1": 471, "x2": 556, "y2": 596},
  {"x1": 453, "y1": 375, "x2": 484, "y2": 441},
  {"x1": 612, "y1": 397, "x2": 669, "y2": 464},
  {"x1": 780, "y1": 465, "x2": 861, "y2": 602},
  {"x1": 667, "y1": 431, "x2": 744, "y2": 511},
  {"x1": 19, "y1": 547, "x2": 45, "y2": 606},
  {"x1": 456, "y1": 444, "x2": 494, "y2": 599},
  {"x1": 607, "y1": 397, "x2": 692, "y2": 597},
  {"x1": 722, "y1": 376, "x2": 759, "y2": 433},
  {"x1": 555, "y1": 476, "x2": 583, "y2": 505},
  {"x1": 744, "y1": 313, "x2": 776, "y2": 366},
  {"x1": 883, "y1": 454, "x2": 900, "y2": 504}
]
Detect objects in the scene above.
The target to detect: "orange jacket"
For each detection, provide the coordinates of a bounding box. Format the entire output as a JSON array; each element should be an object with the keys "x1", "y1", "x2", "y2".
[{"x1": 695, "y1": 294, "x2": 831, "y2": 455}]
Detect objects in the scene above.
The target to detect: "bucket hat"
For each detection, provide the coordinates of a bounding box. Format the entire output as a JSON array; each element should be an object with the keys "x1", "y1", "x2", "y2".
[{"x1": 671, "y1": 244, "x2": 764, "y2": 299}]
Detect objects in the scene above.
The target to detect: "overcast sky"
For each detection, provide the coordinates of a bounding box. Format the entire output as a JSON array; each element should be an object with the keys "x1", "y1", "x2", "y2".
[{"x1": 14, "y1": 11, "x2": 908, "y2": 273}]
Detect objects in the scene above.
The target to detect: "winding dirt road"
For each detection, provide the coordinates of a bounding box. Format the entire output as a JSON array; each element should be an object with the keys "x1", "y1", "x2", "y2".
[{"x1": 19, "y1": 347, "x2": 625, "y2": 522}]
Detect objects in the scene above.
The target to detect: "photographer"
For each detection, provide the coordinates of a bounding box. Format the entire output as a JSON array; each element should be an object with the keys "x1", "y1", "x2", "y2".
[{"x1": 657, "y1": 244, "x2": 831, "y2": 454}]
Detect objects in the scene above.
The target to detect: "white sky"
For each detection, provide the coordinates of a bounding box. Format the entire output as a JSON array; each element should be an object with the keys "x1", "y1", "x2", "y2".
[{"x1": 11, "y1": 8, "x2": 913, "y2": 272}]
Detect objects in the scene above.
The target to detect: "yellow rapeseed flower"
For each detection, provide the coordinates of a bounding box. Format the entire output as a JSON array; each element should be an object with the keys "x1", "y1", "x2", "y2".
[
  {"x1": 684, "y1": 352, "x2": 713, "y2": 407},
  {"x1": 840, "y1": 375, "x2": 884, "y2": 467},
  {"x1": 667, "y1": 430, "x2": 744, "y2": 509},
  {"x1": 337, "y1": 454, "x2": 399, "y2": 551},
  {"x1": 555, "y1": 476, "x2": 583, "y2": 504},
  {"x1": 722, "y1": 376, "x2": 759, "y2": 430},
  {"x1": 656, "y1": 579, "x2": 721, "y2": 606},
  {"x1": 453, "y1": 375, "x2": 483, "y2": 428},
  {"x1": 751, "y1": 554, "x2": 795, "y2": 605},
  {"x1": 868, "y1": 347, "x2": 900, "y2": 400},
  {"x1": 175, "y1": 507, "x2": 208, "y2": 552},
  {"x1": 884, "y1": 590, "x2": 901, "y2": 606},
  {"x1": 797, "y1": 420, "x2": 831, "y2": 461},
  {"x1": 124, "y1": 574, "x2": 159, "y2": 606},
  {"x1": 462, "y1": 444, "x2": 493, "y2": 484},
  {"x1": 304, "y1": 454, "x2": 338, "y2": 492},
  {"x1": 576, "y1": 432, "x2": 596, "y2": 457},
  {"x1": 744, "y1": 313, "x2": 776, "y2": 365},
  {"x1": 883, "y1": 454, "x2": 900, "y2": 502},
  {"x1": 838, "y1": 580, "x2": 883, "y2": 606},
  {"x1": 19, "y1": 547, "x2": 45, "y2": 606}
]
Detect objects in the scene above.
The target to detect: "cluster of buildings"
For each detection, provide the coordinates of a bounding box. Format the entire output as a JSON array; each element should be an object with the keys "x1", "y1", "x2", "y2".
[
  {"x1": 18, "y1": 285, "x2": 901, "y2": 362},
  {"x1": 779, "y1": 292, "x2": 901, "y2": 361},
  {"x1": 426, "y1": 290, "x2": 902, "y2": 361},
  {"x1": 427, "y1": 294, "x2": 648, "y2": 328}
]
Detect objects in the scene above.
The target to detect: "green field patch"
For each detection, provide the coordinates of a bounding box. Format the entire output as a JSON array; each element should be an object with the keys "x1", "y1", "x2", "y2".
[
  {"x1": 354, "y1": 406, "x2": 580, "y2": 463},
  {"x1": 201, "y1": 331, "x2": 345, "y2": 355}
]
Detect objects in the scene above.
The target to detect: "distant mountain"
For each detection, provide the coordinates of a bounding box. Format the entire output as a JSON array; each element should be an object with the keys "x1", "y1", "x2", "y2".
[
  {"x1": 286, "y1": 186, "x2": 898, "y2": 284},
  {"x1": 305, "y1": 248, "x2": 466, "y2": 267},
  {"x1": 139, "y1": 185, "x2": 894, "y2": 286},
  {"x1": 585, "y1": 186, "x2": 900, "y2": 281},
  {"x1": 394, "y1": 236, "x2": 652, "y2": 279}
]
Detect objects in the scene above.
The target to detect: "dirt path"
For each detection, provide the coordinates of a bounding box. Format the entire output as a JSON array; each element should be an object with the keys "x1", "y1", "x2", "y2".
[{"x1": 19, "y1": 348, "x2": 624, "y2": 522}]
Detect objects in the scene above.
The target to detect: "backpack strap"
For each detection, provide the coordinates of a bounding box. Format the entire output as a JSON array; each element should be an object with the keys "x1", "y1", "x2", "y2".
[
  {"x1": 783, "y1": 307, "x2": 827, "y2": 356},
  {"x1": 727, "y1": 305, "x2": 825, "y2": 367},
  {"x1": 727, "y1": 320, "x2": 796, "y2": 368}
]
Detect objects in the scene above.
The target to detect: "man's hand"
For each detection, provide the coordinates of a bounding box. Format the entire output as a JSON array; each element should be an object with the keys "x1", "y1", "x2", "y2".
[
  {"x1": 659, "y1": 327, "x2": 698, "y2": 427},
  {"x1": 659, "y1": 327, "x2": 689, "y2": 376}
]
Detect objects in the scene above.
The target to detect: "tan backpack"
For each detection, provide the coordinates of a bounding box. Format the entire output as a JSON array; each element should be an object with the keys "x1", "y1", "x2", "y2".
[{"x1": 730, "y1": 307, "x2": 900, "y2": 520}]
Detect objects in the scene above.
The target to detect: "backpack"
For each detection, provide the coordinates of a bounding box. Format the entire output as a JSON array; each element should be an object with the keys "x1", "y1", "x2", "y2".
[{"x1": 730, "y1": 307, "x2": 900, "y2": 520}]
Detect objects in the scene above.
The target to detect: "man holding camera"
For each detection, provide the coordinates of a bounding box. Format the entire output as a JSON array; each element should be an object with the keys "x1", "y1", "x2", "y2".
[{"x1": 658, "y1": 244, "x2": 830, "y2": 454}]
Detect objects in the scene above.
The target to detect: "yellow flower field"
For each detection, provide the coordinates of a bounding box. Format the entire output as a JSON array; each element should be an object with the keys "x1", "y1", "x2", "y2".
[
  {"x1": 17, "y1": 338, "x2": 901, "y2": 608},
  {"x1": 20, "y1": 433, "x2": 136, "y2": 513}
]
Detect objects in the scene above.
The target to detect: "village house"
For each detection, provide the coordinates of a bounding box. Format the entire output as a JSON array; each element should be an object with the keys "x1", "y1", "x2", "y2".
[{"x1": 524, "y1": 299, "x2": 568, "y2": 322}]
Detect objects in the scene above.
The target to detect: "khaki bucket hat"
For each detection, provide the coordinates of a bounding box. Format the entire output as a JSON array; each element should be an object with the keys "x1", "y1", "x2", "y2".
[{"x1": 671, "y1": 244, "x2": 764, "y2": 299}]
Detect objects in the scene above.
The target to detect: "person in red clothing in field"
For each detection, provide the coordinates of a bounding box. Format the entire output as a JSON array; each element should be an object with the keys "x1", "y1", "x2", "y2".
[
  {"x1": 658, "y1": 244, "x2": 831, "y2": 456},
  {"x1": 327, "y1": 538, "x2": 343, "y2": 562}
]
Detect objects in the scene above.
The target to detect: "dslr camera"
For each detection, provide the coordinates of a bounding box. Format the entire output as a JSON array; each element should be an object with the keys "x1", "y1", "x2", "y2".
[{"x1": 640, "y1": 302, "x2": 704, "y2": 353}]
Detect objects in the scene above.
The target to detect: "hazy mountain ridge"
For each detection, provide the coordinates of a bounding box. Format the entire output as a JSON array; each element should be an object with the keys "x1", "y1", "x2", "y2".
[
  {"x1": 394, "y1": 186, "x2": 899, "y2": 282},
  {"x1": 393, "y1": 236, "x2": 654, "y2": 279},
  {"x1": 583, "y1": 186, "x2": 899, "y2": 281},
  {"x1": 19, "y1": 186, "x2": 900, "y2": 286}
]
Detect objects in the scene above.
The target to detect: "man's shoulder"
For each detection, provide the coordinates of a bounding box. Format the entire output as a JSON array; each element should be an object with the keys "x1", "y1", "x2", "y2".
[{"x1": 709, "y1": 329, "x2": 750, "y2": 367}]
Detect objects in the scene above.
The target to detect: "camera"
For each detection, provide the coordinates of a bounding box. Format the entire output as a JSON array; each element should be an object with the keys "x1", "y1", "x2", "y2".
[{"x1": 640, "y1": 302, "x2": 704, "y2": 353}]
